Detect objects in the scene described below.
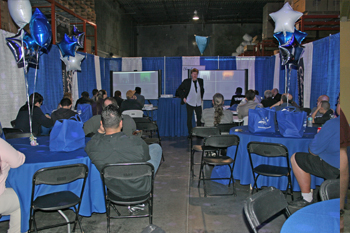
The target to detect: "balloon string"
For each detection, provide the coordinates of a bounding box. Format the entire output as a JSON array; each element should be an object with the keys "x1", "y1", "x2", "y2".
[
  {"x1": 287, "y1": 64, "x2": 292, "y2": 107},
  {"x1": 31, "y1": 49, "x2": 40, "y2": 118}
]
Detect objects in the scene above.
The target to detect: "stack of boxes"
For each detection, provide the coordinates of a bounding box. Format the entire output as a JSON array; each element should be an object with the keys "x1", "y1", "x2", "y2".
[{"x1": 0, "y1": 1, "x2": 19, "y2": 33}]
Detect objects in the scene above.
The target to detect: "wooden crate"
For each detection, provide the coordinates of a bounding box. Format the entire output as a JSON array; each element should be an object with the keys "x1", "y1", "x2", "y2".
[{"x1": 85, "y1": 38, "x2": 92, "y2": 54}]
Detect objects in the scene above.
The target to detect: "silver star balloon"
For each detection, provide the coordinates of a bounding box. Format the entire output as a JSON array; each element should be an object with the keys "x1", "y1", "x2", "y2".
[
  {"x1": 269, "y1": 3, "x2": 303, "y2": 34},
  {"x1": 61, "y1": 53, "x2": 85, "y2": 72}
]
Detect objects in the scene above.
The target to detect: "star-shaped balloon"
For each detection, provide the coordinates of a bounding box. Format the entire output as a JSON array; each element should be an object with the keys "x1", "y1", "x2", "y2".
[
  {"x1": 61, "y1": 53, "x2": 85, "y2": 71},
  {"x1": 29, "y1": 8, "x2": 52, "y2": 49},
  {"x1": 269, "y1": 3, "x2": 303, "y2": 34},
  {"x1": 294, "y1": 29, "x2": 307, "y2": 44},
  {"x1": 274, "y1": 31, "x2": 294, "y2": 46},
  {"x1": 6, "y1": 31, "x2": 24, "y2": 64},
  {"x1": 71, "y1": 25, "x2": 85, "y2": 49},
  {"x1": 57, "y1": 34, "x2": 78, "y2": 57}
]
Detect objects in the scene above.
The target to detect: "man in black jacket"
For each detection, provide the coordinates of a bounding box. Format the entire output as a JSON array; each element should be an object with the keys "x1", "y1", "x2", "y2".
[
  {"x1": 15, "y1": 93, "x2": 53, "y2": 136},
  {"x1": 177, "y1": 68, "x2": 205, "y2": 136},
  {"x1": 51, "y1": 98, "x2": 77, "y2": 123}
]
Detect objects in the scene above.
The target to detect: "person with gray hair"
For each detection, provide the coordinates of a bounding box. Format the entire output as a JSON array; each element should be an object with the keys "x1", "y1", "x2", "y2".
[
  {"x1": 261, "y1": 90, "x2": 278, "y2": 107},
  {"x1": 201, "y1": 93, "x2": 233, "y2": 127}
]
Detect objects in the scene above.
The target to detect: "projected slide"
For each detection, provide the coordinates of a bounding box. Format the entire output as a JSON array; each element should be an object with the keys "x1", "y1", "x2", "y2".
[
  {"x1": 111, "y1": 71, "x2": 160, "y2": 99},
  {"x1": 198, "y1": 70, "x2": 247, "y2": 101}
]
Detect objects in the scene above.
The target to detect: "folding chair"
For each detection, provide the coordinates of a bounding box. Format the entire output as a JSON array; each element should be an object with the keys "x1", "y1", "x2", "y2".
[
  {"x1": 122, "y1": 110, "x2": 144, "y2": 118},
  {"x1": 6, "y1": 132, "x2": 32, "y2": 139},
  {"x1": 320, "y1": 179, "x2": 340, "y2": 201},
  {"x1": 101, "y1": 162, "x2": 154, "y2": 233},
  {"x1": 215, "y1": 122, "x2": 237, "y2": 135},
  {"x1": 244, "y1": 186, "x2": 291, "y2": 233},
  {"x1": 190, "y1": 127, "x2": 220, "y2": 177},
  {"x1": 247, "y1": 142, "x2": 293, "y2": 200},
  {"x1": 29, "y1": 164, "x2": 88, "y2": 233},
  {"x1": 197, "y1": 134, "x2": 240, "y2": 197}
]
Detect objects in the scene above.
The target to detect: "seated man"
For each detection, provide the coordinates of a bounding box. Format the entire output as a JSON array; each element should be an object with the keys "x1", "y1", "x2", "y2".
[
  {"x1": 272, "y1": 93, "x2": 300, "y2": 111},
  {"x1": 230, "y1": 87, "x2": 245, "y2": 107},
  {"x1": 113, "y1": 90, "x2": 123, "y2": 108},
  {"x1": 272, "y1": 88, "x2": 282, "y2": 102},
  {"x1": 75, "y1": 91, "x2": 93, "y2": 110},
  {"x1": 289, "y1": 116, "x2": 340, "y2": 208},
  {"x1": 311, "y1": 101, "x2": 333, "y2": 126},
  {"x1": 261, "y1": 90, "x2": 277, "y2": 107},
  {"x1": 311, "y1": 95, "x2": 332, "y2": 117},
  {"x1": 135, "y1": 87, "x2": 145, "y2": 107},
  {"x1": 51, "y1": 98, "x2": 77, "y2": 123},
  {"x1": 15, "y1": 92, "x2": 53, "y2": 136},
  {"x1": 83, "y1": 97, "x2": 136, "y2": 137},
  {"x1": 237, "y1": 89, "x2": 262, "y2": 119},
  {"x1": 120, "y1": 90, "x2": 143, "y2": 112},
  {"x1": 85, "y1": 104, "x2": 162, "y2": 175}
]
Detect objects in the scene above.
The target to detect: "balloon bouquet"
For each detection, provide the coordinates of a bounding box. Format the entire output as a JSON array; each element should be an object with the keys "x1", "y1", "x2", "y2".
[
  {"x1": 57, "y1": 25, "x2": 85, "y2": 72},
  {"x1": 6, "y1": 0, "x2": 52, "y2": 146},
  {"x1": 270, "y1": 3, "x2": 307, "y2": 98}
]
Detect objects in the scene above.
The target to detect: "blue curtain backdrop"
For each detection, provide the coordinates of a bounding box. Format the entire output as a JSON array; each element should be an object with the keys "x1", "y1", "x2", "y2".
[
  {"x1": 142, "y1": 57, "x2": 165, "y2": 94},
  {"x1": 105, "y1": 58, "x2": 122, "y2": 97},
  {"x1": 218, "y1": 56, "x2": 236, "y2": 70},
  {"x1": 77, "y1": 52, "x2": 96, "y2": 97},
  {"x1": 255, "y1": 56, "x2": 275, "y2": 96},
  {"x1": 27, "y1": 45, "x2": 63, "y2": 114},
  {"x1": 165, "y1": 57, "x2": 182, "y2": 95},
  {"x1": 326, "y1": 33, "x2": 340, "y2": 110},
  {"x1": 200, "y1": 56, "x2": 220, "y2": 70}
]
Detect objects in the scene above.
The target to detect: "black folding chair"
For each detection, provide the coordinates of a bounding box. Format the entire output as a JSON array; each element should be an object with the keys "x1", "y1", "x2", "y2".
[
  {"x1": 5, "y1": 132, "x2": 31, "y2": 139},
  {"x1": 197, "y1": 134, "x2": 240, "y2": 197},
  {"x1": 320, "y1": 179, "x2": 340, "y2": 201},
  {"x1": 29, "y1": 164, "x2": 89, "y2": 233},
  {"x1": 215, "y1": 122, "x2": 238, "y2": 135},
  {"x1": 247, "y1": 142, "x2": 293, "y2": 200},
  {"x1": 190, "y1": 127, "x2": 220, "y2": 177},
  {"x1": 101, "y1": 163, "x2": 154, "y2": 233},
  {"x1": 244, "y1": 186, "x2": 291, "y2": 233}
]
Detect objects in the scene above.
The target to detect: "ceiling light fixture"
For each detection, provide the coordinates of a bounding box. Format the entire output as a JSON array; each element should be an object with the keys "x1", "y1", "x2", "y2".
[{"x1": 193, "y1": 10, "x2": 199, "y2": 20}]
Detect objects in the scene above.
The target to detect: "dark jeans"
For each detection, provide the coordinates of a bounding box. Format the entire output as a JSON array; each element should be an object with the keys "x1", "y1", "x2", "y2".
[{"x1": 186, "y1": 104, "x2": 202, "y2": 135}]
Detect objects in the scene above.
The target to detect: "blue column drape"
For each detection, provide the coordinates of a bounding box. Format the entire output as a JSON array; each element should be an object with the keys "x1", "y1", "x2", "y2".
[
  {"x1": 142, "y1": 57, "x2": 164, "y2": 94},
  {"x1": 77, "y1": 52, "x2": 96, "y2": 98},
  {"x1": 200, "y1": 56, "x2": 220, "y2": 70},
  {"x1": 218, "y1": 56, "x2": 236, "y2": 70},
  {"x1": 165, "y1": 57, "x2": 182, "y2": 95},
  {"x1": 104, "y1": 58, "x2": 122, "y2": 96},
  {"x1": 255, "y1": 56, "x2": 275, "y2": 96},
  {"x1": 326, "y1": 33, "x2": 340, "y2": 109},
  {"x1": 27, "y1": 45, "x2": 63, "y2": 114}
]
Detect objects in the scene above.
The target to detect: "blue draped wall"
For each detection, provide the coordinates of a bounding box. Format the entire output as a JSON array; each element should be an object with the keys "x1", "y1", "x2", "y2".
[
  {"x1": 255, "y1": 56, "x2": 275, "y2": 96},
  {"x1": 165, "y1": 57, "x2": 182, "y2": 96},
  {"x1": 27, "y1": 45, "x2": 63, "y2": 114},
  {"x1": 77, "y1": 53, "x2": 96, "y2": 97}
]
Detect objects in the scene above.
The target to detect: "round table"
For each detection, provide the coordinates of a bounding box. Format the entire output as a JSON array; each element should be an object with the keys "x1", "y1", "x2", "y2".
[{"x1": 281, "y1": 199, "x2": 340, "y2": 233}]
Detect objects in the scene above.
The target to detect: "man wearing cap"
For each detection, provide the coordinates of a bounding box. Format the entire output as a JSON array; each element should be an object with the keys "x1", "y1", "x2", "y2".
[{"x1": 120, "y1": 90, "x2": 143, "y2": 113}]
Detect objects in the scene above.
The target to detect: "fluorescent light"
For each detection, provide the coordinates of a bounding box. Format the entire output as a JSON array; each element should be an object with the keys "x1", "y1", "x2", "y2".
[{"x1": 193, "y1": 10, "x2": 199, "y2": 20}]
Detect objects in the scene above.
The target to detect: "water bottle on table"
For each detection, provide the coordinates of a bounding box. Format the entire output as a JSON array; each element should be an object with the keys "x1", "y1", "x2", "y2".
[{"x1": 307, "y1": 114, "x2": 313, "y2": 127}]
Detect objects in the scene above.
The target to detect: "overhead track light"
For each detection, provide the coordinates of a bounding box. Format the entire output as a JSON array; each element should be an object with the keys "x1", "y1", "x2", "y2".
[{"x1": 193, "y1": 10, "x2": 199, "y2": 20}]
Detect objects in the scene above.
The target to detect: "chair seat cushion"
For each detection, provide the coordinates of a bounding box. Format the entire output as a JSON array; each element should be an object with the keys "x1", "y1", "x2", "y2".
[
  {"x1": 33, "y1": 191, "x2": 80, "y2": 211},
  {"x1": 254, "y1": 165, "x2": 289, "y2": 177},
  {"x1": 203, "y1": 156, "x2": 234, "y2": 165}
]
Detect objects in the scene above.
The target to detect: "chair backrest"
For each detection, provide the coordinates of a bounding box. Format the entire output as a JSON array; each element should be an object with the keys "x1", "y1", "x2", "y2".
[
  {"x1": 216, "y1": 123, "x2": 237, "y2": 134},
  {"x1": 243, "y1": 116, "x2": 249, "y2": 126},
  {"x1": 320, "y1": 179, "x2": 340, "y2": 201},
  {"x1": 133, "y1": 117, "x2": 152, "y2": 124},
  {"x1": 191, "y1": 127, "x2": 220, "y2": 138},
  {"x1": 204, "y1": 135, "x2": 240, "y2": 148},
  {"x1": 122, "y1": 110, "x2": 144, "y2": 118},
  {"x1": 300, "y1": 107, "x2": 311, "y2": 116},
  {"x1": 247, "y1": 142, "x2": 288, "y2": 158},
  {"x1": 5, "y1": 132, "x2": 32, "y2": 139},
  {"x1": 33, "y1": 163, "x2": 89, "y2": 186},
  {"x1": 77, "y1": 104, "x2": 93, "y2": 123},
  {"x1": 101, "y1": 162, "x2": 154, "y2": 200},
  {"x1": 244, "y1": 186, "x2": 291, "y2": 233}
]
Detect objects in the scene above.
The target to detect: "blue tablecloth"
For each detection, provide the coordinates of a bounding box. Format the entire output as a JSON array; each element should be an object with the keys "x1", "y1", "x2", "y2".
[
  {"x1": 211, "y1": 126, "x2": 324, "y2": 191},
  {"x1": 157, "y1": 98, "x2": 192, "y2": 137},
  {"x1": 3, "y1": 137, "x2": 105, "y2": 232},
  {"x1": 281, "y1": 199, "x2": 340, "y2": 233}
]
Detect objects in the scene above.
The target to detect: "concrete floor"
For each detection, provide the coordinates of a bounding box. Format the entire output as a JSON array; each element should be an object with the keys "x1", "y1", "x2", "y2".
[{"x1": 0, "y1": 136, "x2": 347, "y2": 233}]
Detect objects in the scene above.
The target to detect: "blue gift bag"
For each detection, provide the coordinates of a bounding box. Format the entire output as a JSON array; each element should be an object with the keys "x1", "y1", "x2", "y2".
[
  {"x1": 77, "y1": 103, "x2": 93, "y2": 123},
  {"x1": 276, "y1": 107, "x2": 307, "y2": 138},
  {"x1": 248, "y1": 107, "x2": 276, "y2": 133},
  {"x1": 49, "y1": 115, "x2": 85, "y2": 152}
]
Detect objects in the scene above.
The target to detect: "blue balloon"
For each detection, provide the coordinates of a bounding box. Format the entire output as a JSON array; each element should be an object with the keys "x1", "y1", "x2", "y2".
[
  {"x1": 57, "y1": 34, "x2": 78, "y2": 57},
  {"x1": 273, "y1": 31, "x2": 294, "y2": 46},
  {"x1": 23, "y1": 31, "x2": 38, "y2": 50},
  {"x1": 294, "y1": 29, "x2": 307, "y2": 44},
  {"x1": 29, "y1": 8, "x2": 52, "y2": 49}
]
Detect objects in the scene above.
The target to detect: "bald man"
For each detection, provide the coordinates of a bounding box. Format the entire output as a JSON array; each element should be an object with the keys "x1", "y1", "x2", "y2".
[
  {"x1": 311, "y1": 95, "x2": 332, "y2": 117},
  {"x1": 271, "y1": 93, "x2": 300, "y2": 110}
]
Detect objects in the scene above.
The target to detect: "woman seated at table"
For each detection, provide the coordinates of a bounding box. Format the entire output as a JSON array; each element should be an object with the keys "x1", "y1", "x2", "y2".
[
  {"x1": 0, "y1": 138, "x2": 26, "y2": 233},
  {"x1": 201, "y1": 93, "x2": 233, "y2": 127}
]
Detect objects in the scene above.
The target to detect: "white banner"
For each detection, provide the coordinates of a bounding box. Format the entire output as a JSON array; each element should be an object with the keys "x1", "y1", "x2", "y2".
[
  {"x1": 301, "y1": 42, "x2": 313, "y2": 108},
  {"x1": 236, "y1": 57, "x2": 256, "y2": 90},
  {"x1": 122, "y1": 57, "x2": 142, "y2": 71},
  {"x1": 182, "y1": 56, "x2": 201, "y2": 80},
  {"x1": 273, "y1": 54, "x2": 280, "y2": 89},
  {"x1": 94, "y1": 55, "x2": 101, "y2": 90}
]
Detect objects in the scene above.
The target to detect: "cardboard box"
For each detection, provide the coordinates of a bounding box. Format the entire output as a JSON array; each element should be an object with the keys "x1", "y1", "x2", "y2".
[
  {"x1": 244, "y1": 45, "x2": 255, "y2": 51},
  {"x1": 293, "y1": 0, "x2": 328, "y2": 13},
  {"x1": 85, "y1": 38, "x2": 92, "y2": 54}
]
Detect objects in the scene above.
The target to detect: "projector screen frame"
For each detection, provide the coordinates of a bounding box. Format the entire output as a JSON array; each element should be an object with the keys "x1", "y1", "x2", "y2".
[
  {"x1": 110, "y1": 70, "x2": 162, "y2": 100},
  {"x1": 187, "y1": 69, "x2": 248, "y2": 100}
]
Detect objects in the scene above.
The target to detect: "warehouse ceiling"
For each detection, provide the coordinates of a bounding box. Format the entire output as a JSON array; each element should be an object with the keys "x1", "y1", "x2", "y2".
[{"x1": 115, "y1": 0, "x2": 285, "y2": 25}]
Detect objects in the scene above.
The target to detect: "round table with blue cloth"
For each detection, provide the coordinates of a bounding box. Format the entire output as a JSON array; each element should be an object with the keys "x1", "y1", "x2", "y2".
[
  {"x1": 211, "y1": 126, "x2": 324, "y2": 191},
  {"x1": 3, "y1": 137, "x2": 105, "y2": 232},
  {"x1": 281, "y1": 199, "x2": 340, "y2": 233}
]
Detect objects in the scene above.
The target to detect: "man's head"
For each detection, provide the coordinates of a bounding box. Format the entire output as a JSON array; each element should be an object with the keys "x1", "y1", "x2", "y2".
[
  {"x1": 81, "y1": 91, "x2": 89, "y2": 99},
  {"x1": 99, "y1": 90, "x2": 107, "y2": 99},
  {"x1": 29, "y1": 92, "x2": 43, "y2": 106},
  {"x1": 319, "y1": 101, "x2": 331, "y2": 114},
  {"x1": 92, "y1": 89, "x2": 98, "y2": 97},
  {"x1": 114, "y1": 90, "x2": 121, "y2": 98},
  {"x1": 264, "y1": 90, "x2": 273, "y2": 99},
  {"x1": 212, "y1": 93, "x2": 224, "y2": 106},
  {"x1": 101, "y1": 105, "x2": 122, "y2": 133},
  {"x1": 63, "y1": 92, "x2": 72, "y2": 102},
  {"x1": 235, "y1": 87, "x2": 242, "y2": 95},
  {"x1": 254, "y1": 90, "x2": 259, "y2": 96},
  {"x1": 245, "y1": 89, "x2": 255, "y2": 101},
  {"x1": 281, "y1": 93, "x2": 293, "y2": 103},
  {"x1": 60, "y1": 98, "x2": 72, "y2": 109},
  {"x1": 126, "y1": 90, "x2": 136, "y2": 99},
  {"x1": 317, "y1": 95, "x2": 330, "y2": 105},
  {"x1": 191, "y1": 68, "x2": 199, "y2": 81},
  {"x1": 135, "y1": 87, "x2": 141, "y2": 94},
  {"x1": 103, "y1": 97, "x2": 118, "y2": 108},
  {"x1": 272, "y1": 88, "x2": 279, "y2": 97}
]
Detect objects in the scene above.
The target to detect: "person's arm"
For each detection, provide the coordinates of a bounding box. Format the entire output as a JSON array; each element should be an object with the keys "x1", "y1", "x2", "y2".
[
  {"x1": 35, "y1": 108, "x2": 53, "y2": 128},
  {"x1": 270, "y1": 100, "x2": 282, "y2": 108},
  {"x1": 177, "y1": 80, "x2": 187, "y2": 102},
  {"x1": 311, "y1": 102, "x2": 321, "y2": 123},
  {"x1": 0, "y1": 138, "x2": 25, "y2": 168}
]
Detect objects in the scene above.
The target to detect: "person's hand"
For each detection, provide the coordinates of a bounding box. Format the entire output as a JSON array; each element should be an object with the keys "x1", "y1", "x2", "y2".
[
  {"x1": 316, "y1": 102, "x2": 322, "y2": 111},
  {"x1": 97, "y1": 124, "x2": 105, "y2": 134},
  {"x1": 183, "y1": 98, "x2": 187, "y2": 103},
  {"x1": 45, "y1": 114, "x2": 51, "y2": 119}
]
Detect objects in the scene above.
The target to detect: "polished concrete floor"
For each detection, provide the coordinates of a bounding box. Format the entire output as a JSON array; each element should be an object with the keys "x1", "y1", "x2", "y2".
[{"x1": 0, "y1": 136, "x2": 347, "y2": 233}]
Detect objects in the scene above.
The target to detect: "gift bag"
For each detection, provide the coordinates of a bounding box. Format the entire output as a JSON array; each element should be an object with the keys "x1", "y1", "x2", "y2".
[
  {"x1": 50, "y1": 115, "x2": 85, "y2": 151},
  {"x1": 276, "y1": 107, "x2": 307, "y2": 138},
  {"x1": 77, "y1": 103, "x2": 93, "y2": 123},
  {"x1": 248, "y1": 107, "x2": 276, "y2": 133}
]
